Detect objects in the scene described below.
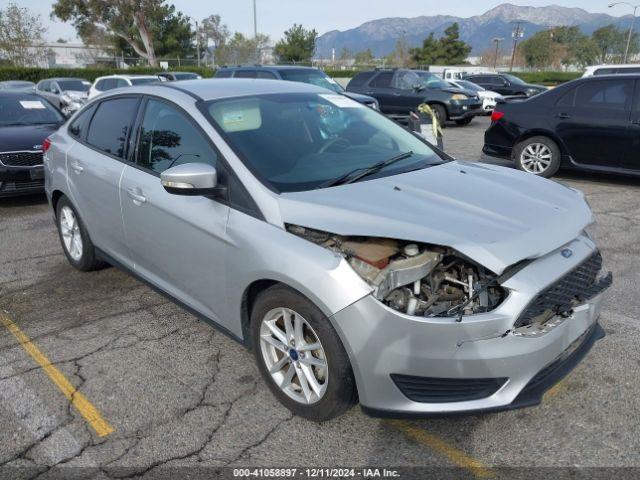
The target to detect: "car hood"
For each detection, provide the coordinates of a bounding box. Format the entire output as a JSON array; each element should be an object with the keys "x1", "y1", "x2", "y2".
[
  {"x1": 0, "y1": 124, "x2": 61, "y2": 152},
  {"x1": 278, "y1": 161, "x2": 593, "y2": 274},
  {"x1": 63, "y1": 90, "x2": 89, "y2": 99},
  {"x1": 342, "y1": 91, "x2": 377, "y2": 104}
]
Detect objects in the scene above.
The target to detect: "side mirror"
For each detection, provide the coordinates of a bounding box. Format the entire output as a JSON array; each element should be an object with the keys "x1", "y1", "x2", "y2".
[
  {"x1": 413, "y1": 83, "x2": 425, "y2": 91},
  {"x1": 160, "y1": 163, "x2": 227, "y2": 198}
]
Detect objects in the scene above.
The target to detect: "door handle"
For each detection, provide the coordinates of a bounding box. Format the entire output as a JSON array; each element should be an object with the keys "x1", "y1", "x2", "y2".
[
  {"x1": 555, "y1": 113, "x2": 572, "y2": 119},
  {"x1": 365, "y1": 91, "x2": 374, "y2": 95},
  {"x1": 69, "y1": 161, "x2": 83, "y2": 173},
  {"x1": 631, "y1": 119, "x2": 640, "y2": 126},
  {"x1": 126, "y1": 188, "x2": 147, "y2": 204}
]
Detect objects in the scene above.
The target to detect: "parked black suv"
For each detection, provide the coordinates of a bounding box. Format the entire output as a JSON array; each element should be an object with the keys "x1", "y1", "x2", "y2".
[
  {"x1": 346, "y1": 69, "x2": 483, "y2": 125},
  {"x1": 484, "y1": 75, "x2": 639, "y2": 178},
  {"x1": 465, "y1": 73, "x2": 547, "y2": 98},
  {"x1": 215, "y1": 65, "x2": 379, "y2": 110}
]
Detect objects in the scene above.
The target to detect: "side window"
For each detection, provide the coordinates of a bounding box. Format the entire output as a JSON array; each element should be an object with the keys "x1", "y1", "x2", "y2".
[
  {"x1": 593, "y1": 68, "x2": 616, "y2": 76},
  {"x1": 68, "y1": 106, "x2": 95, "y2": 139},
  {"x1": 235, "y1": 70, "x2": 257, "y2": 78},
  {"x1": 86, "y1": 98, "x2": 139, "y2": 158},
  {"x1": 116, "y1": 79, "x2": 129, "y2": 88},
  {"x1": 575, "y1": 80, "x2": 633, "y2": 111},
  {"x1": 556, "y1": 87, "x2": 576, "y2": 107},
  {"x1": 256, "y1": 70, "x2": 276, "y2": 79},
  {"x1": 39, "y1": 81, "x2": 50, "y2": 92},
  {"x1": 136, "y1": 99, "x2": 217, "y2": 174},
  {"x1": 348, "y1": 71, "x2": 375, "y2": 87},
  {"x1": 490, "y1": 76, "x2": 504, "y2": 85},
  {"x1": 471, "y1": 76, "x2": 486, "y2": 84},
  {"x1": 215, "y1": 70, "x2": 233, "y2": 78},
  {"x1": 99, "y1": 79, "x2": 116, "y2": 91},
  {"x1": 51, "y1": 82, "x2": 60, "y2": 94},
  {"x1": 370, "y1": 72, "x2": 393, "y2": 88},
  {"x1": 394, "y1": 71, "x2": 420, "y2": 90}
]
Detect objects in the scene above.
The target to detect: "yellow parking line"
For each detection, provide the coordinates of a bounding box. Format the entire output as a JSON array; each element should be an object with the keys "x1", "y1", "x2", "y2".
[
  {"x1": 0, "y1": 312, "x2": 114, "y2": 437},
  {"x1": 390, "y1": 420, "x2": 495, "y2": 478}
]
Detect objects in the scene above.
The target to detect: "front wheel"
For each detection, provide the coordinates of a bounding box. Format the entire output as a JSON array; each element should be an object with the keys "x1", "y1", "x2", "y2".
[
  {"x1": 429, "y1": 104, "x2": 447, "y2": 129},
  {"x1": 513, "y1": 136, "x2": 561, "y2": 178},
  {"x1": 250, "y1": 285, "x2": 356, "y2": 422}
]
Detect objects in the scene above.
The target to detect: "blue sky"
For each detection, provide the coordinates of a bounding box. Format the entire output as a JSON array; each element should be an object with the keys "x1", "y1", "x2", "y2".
[{"x1": 8, "y1": 0, "x2": 633, "y2": 42}]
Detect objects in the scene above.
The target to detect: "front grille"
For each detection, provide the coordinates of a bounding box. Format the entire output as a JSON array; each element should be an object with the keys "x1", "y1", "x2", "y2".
[
  {"x1": 0, "y1": 179, "x2": 44, "y2": 194},
  {"x1": 0, "y1": 151, "x2": 43, "y2": 167},
  {"x1": 514, "y1": 251, "x2": 610, "y2": 329},
  {"x1": 391, "y1": 374, "x2": 507, "y2": 403}
]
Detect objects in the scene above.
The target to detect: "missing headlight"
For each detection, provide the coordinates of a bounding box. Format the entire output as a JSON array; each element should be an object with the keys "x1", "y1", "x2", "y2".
[{"x1": 286, "y1": 225, "x2": 507, "y2": 318}]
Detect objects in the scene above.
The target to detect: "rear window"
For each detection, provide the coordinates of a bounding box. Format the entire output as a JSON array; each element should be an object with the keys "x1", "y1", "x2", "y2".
[
  {"x1": 235, "y1": 70, "x2": 257, "y2": 79},
  {"x1": 215, "y1": 70, "x2": 233, "y2": 78},
  {"x1": 86, "y1": 98, "x2": 139, "y2": 158},
  {"x1": 57, "y1": 80, "x2": 89, "y2": 92},
  {"x1": 172, "y1": 73, "x2": 199, "y2": 80},
  {"x1": 348, "y1": 71, "x2": 376, "y2": 88},
  {"x1": 0, "y1": 96, "x2": 63, "y2": 126}
]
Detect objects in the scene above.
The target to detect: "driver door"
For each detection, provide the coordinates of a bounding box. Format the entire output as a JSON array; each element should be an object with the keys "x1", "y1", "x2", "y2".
[
  {"x1": 120, "y1": 98, "x2": 232, "y2": 325},
  {"x1": 392, "y1": 71, "x2": 425, "y2": 114}
]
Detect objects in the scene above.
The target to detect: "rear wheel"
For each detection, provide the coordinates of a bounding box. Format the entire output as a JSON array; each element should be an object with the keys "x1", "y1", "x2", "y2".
[
  {"x1": 513, "y1": 136, "x2": 561, "y2": 178},
  {"x1": 56, "y1": 196, "x2": 104, "y2": 271},
  {"x1": 250, "y1": 285, "x2": 356, "y2": 422}
]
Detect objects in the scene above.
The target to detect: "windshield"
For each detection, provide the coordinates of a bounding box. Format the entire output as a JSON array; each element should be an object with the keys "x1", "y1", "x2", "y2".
[
  {"x1": 415, "y1": 71, "x2": 451, "y2": 89},
  {"x1": 278, "y1": 69, "x2": 343, "y2": 93},
  {"x1": 58, "y1": 80, "x2": 89, "y2": 92},
  {"x1": 130, "y1": 77, "x2": 159, "y2": 86},
  {"x1": 456, "y1": 80, "x2": 483, "y2": 92},
  {"x1": 0, "y1": 96, "x2": 63, "y2": 126},
  {"x1": 502, "y1": 73, "x2": 526, "y2": 85},
  {"x1": 205, "y1": 93, "x2": 444, "y2": 192}
]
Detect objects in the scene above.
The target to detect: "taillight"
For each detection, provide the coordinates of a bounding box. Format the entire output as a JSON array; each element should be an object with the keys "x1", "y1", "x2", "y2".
[
  {"x1": 42, "y1": 137, "x2": 52, "y2": 152},
  {"x1": 491, "y1": 111, "x2": 505, "y2": 122}
]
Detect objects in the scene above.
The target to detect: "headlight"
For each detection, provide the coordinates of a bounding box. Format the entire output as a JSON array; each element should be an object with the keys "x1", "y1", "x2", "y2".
[
  {"x1": 451, "y1": 94, "x2": 469, "y2": 101},
  {"x1": 286, "y1": 225, "x2": 506, "y2": 318}
]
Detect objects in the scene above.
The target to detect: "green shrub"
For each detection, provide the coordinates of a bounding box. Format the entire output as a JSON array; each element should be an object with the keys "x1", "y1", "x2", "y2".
[
  {"x1": 513, "y1": 71, "x2": 582, "y2": 86},
  {"x1": 0, "y1": 66, "x2": 215, "y2": 83}
]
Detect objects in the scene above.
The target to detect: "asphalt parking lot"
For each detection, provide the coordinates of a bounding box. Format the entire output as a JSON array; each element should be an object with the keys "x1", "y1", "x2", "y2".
[{"x1": 1, "y1": 115, "x2": 639, "y2": 479}]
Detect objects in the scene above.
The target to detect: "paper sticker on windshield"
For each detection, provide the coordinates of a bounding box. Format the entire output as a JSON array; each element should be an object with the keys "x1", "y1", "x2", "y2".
[
  {"x1": 319, "y1": 94, "x2": 363, "y2": 108},
  {"x1": 223, "y1": 111, "x2": 244, "y2": 125},
  {"x1": 19, "y1": 101, "x2": 46, "y2": 110}
]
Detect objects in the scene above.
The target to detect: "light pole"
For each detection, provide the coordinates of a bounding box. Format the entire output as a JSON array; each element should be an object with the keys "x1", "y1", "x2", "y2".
[
  {"x1": 609, "y1": 2, "x2": 639, "y2": 63},
  {"x1": 510, "y1": 21, "x2": 525, "y2": 71},
  {"x1": 195, "y1": 20, "x2": 201, "y2": 67},
  {"x1": 492, "y1": 37, "x2": 503, "y2": 70}
]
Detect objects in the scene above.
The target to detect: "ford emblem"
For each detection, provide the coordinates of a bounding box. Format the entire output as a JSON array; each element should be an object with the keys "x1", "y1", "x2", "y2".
[{"x1": 561, "y1": 249, "x2": 573, "y2": 258}]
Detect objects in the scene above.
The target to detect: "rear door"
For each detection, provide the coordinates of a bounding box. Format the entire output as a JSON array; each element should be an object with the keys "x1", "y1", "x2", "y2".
[
  {"x1": 65, "y1": 96, "x2": 141, "y2": 263},
  {"x1": 553, "y1": 78, "x2": 633, "y2": 169},
  {"x1": 120, "y1": 98, "x2": 231, "y2": 324}
]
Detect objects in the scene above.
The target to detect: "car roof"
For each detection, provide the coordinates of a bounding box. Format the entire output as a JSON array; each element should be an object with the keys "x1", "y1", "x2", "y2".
[
  {"x1": 220, "y1": 65, "x2": 319, "y2": 71},
  {"x1": 0, "y1": 80, "x2": 34, "y2": 85},
  {"x1": 0, "y1": 91, "x2": 48, "y2": 99},
  {"x1": 41, "y1": 77, "x2": 87, "y2": 82},
  {"x1": 95, "y1": 74, "x2": 159, "y2": 80},
  {"x1": 117, "y1": 78, "x2": 331, "y2": 101}
]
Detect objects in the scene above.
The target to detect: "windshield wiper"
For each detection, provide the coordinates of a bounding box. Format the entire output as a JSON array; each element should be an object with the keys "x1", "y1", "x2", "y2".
[{"x1": 316, "y1": 151, "x2": 414, "y2": 189}]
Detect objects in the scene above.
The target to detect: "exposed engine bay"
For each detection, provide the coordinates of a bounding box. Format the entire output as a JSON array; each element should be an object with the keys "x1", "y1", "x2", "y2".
[{"x1": 287, "y1": 225, "x2": 506, "y2": 317}]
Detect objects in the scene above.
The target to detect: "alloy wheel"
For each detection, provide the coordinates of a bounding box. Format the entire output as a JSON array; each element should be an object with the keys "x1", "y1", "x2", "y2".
[
  {"x1": 520, "y1": 143, "x2": 552, "y2": 174},
  {"x1": 59, "y1": 206, "x2": 83, "y2": 261},
  {"x1": 259, "y1": 307, "x2": 328, "y2": 405}
]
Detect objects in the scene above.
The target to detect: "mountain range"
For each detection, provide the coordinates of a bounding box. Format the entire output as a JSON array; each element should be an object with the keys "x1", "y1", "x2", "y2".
[{"x1": 315, "y1": 3, "x2": 634, "y2": 58}]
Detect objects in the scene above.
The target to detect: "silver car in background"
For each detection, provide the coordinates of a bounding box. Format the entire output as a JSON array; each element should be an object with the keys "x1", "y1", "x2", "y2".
[{"x1": 44, "y1": 79, "x2": 611, "y2": 421}]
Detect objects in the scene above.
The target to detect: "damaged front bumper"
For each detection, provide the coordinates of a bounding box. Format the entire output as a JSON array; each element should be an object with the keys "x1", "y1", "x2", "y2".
[{"x1": 330, "y1": 233, "x2": 610, "y2": 416}]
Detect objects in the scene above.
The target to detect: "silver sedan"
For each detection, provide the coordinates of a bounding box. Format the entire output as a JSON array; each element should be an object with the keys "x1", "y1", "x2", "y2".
[{"x1": 43, "y1": 79, "x2": 611, "y2": 421}]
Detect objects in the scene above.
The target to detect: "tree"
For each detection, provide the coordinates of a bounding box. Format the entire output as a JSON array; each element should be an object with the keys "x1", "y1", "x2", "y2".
[
  {"x1": 354, "y1": 48, "x2": 374, "y2": 65},
  {"x1": 0, "y1": 3, "x2": 47, "y2": 67},
  {"x1": 591, "y1": 24, "x2": 638, "y2": 63},
  {"x1": 199, "y1": 14, "x2": 229, "y2": 49},
  {"x1": 520, "y1": 33, "x2": 564, "y2": 69},
  {"x1": 409, "y1": 23, "x2": 471, "y2": 66},
  {"x1": 216, "y1": 32, "x2": 270, "y2": 65},
  {"x1": 52, "y1": 0, "x2": 175, "y2": 66},
  {"x1": 274, "y1": 24, "x2": 317, "y2": 63},
  {"x1": 385, "y1": 38, "x2": 410, "y2": 67},
  {"x1": 519, "y1": 26, "x2": 598, "y2": 69}
]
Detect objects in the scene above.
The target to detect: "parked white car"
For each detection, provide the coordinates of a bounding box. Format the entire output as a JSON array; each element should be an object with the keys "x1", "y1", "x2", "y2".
[
  {"x1": 88, "y1": 75, "x2": 160, "y2": 99},
  {"x1": 582, "y1": 64, "x2": 640, "y2": 77},
  {"x1": 449, "y1": 79, "x2": 503, "y2": 114}
]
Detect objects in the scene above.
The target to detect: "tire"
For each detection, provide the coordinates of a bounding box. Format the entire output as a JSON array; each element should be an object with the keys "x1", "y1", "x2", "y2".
[
  {"x1": 455, "y1": 117, "x2": 473, "y2": 126},
  {"x1": 430, "y1": 104, "x2": 447, "y2": 129},
  {"x1": 55, "y1": 195, "x2": 104, "y2": 271},
  {"x1": 513, "y1": 136, "x2": 561, "y2": 178},
  {"x1": 250, "y1": 284, "x2": 356, "y2": 422}
]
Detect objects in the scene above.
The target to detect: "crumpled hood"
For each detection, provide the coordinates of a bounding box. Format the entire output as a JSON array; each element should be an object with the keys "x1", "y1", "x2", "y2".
[{"x1": 278, "y1": 161, "x2": 593, "y2": 274}]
